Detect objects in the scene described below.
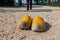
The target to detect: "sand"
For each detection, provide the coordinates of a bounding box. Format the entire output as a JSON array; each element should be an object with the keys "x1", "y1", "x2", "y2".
[{"x1": 0, "y1": 6, "x2": 60, "y2": 40}]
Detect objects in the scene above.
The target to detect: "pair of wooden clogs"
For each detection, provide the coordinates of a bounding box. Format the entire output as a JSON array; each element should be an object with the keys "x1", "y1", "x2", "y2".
[{"x1": 17, "y1": 15, "x2": 46, "y2": 32}]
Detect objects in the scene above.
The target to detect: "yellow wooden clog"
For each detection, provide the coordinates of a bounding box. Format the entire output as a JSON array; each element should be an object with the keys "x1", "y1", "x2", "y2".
[
  {"x1": 32, "y1": 16, "x2": 46, "y2": 31},
  {"x1": 17, "y1": 15, "x2": 32, "y2": 29}
]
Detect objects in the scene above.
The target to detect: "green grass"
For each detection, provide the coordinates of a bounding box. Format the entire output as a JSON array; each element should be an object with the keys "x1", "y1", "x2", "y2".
[{"x1": 47, "y1": 4, "x2": 60, "y2": 7}]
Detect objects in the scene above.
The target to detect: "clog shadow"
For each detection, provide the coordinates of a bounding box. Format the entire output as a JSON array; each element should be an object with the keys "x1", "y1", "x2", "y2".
[
  {"x1": 35, "y1": 22, "x2": 52, "y2": 33},
  {"x1": 19, "y1": 22, "x2": 52, "y2": 33}
]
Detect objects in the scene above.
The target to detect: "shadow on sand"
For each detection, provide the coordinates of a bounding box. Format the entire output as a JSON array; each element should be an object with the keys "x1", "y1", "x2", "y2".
[
  {"x1": 28, "y1": 9, "x2": 52, "y2": 12},
  {"x1": 0, "y1": 5, "x2": 53, "y2": 12},
  {"x1": 36, "y1": 22, "x2": 52, "y2": 33},
  {"x1": 0, "y1": 9, "x2": 53, "y2": 12},
  {"x1": 21, "y1": 22, "x2": 52, "y2": 33}
]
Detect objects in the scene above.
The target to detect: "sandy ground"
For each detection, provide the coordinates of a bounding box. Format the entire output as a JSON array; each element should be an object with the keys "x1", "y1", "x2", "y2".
[{"x1": 0, "y1": 6, "x2": 60, "y2": 40}]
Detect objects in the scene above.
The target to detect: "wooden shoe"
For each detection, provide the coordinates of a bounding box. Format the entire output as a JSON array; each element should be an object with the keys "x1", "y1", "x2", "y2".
[
  {"x1": 17, "y1": 15, "x2": 32, "y2": 29},
  {"x1": 32, "y1": 16, "x2": 46, "y2": 31}
]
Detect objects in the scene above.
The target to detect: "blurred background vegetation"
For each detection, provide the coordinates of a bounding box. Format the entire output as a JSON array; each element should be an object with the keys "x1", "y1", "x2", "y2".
[{"x1": 0, "y1": 0, "x2": 60, "y2": 7}]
